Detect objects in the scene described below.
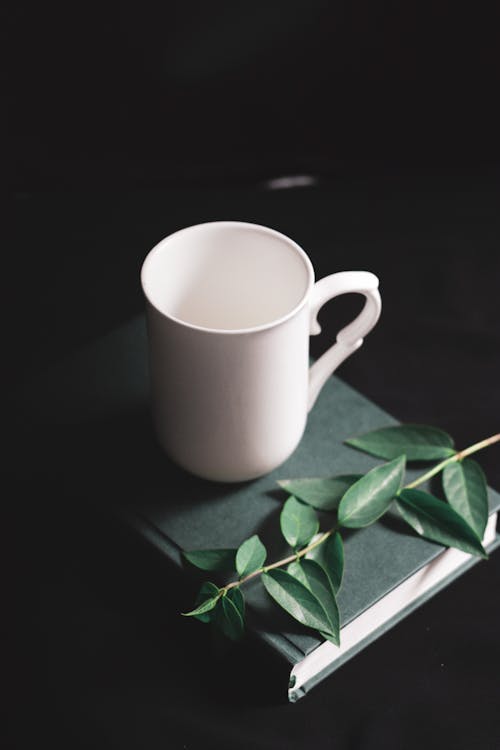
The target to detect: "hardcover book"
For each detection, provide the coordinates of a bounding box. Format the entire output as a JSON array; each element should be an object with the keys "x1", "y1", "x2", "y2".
[{"x1": 18, "y1": 316, "x2": 500, "y2": 702}]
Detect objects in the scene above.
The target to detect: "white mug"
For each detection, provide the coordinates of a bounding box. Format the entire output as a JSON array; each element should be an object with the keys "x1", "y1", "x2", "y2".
[{"x1": 141, "y1": 221, "x2": 381, "y2": 482}]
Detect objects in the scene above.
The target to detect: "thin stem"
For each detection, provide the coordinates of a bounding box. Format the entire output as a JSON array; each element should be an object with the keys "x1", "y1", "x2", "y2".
[
  {"x1": 223, "y1": 432, "x2": 499, "y2": 593},
  {"x1": 405, "y1": 433, "x2": 500, "y2": 489},
  {"x1": 223, "y1": 529, "x2": 335, "y2": 591}
]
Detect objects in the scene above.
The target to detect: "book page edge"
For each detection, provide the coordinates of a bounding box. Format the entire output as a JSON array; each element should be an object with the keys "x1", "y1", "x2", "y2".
[{"x1": 289, "y1": 512, "x2": 498, "y2": 702}]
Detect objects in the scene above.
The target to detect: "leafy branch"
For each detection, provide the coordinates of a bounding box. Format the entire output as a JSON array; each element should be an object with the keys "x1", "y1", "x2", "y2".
[{"x1": 182, "y1": 426, "x2": 499, "y2": 644}]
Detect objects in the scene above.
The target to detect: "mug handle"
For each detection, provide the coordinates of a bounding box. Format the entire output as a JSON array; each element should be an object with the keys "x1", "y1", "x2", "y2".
[{"x1": 308, "y1": 271, "x2": 382, "y2": 411}]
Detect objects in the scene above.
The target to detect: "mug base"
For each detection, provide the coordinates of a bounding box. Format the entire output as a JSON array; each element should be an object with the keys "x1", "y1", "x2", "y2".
[{"x1": 155, "y1": 428, "x2": 306, "y2": 484}]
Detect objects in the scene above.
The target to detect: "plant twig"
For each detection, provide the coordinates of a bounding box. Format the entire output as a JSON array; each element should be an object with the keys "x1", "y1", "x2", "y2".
[
  {"x1": 223, "y1": 530, "x2": 334, "y2": 591},
  {"x1": 223, "y1": 432, "x2": 500, "y2": 593},
  {"x1": 405, "y1": 433, "x2": 500, "y2": 489}
]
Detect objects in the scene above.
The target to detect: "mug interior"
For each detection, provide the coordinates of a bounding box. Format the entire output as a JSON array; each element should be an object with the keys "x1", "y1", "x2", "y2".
[{"x1": 141, "y1": 222, "x2": 313, "y2": 331}]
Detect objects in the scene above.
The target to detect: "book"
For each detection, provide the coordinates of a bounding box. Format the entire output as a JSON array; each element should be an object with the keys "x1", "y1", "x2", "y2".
[{"x1": 17, "y1": 315, "x2": 500, "y2": 702}]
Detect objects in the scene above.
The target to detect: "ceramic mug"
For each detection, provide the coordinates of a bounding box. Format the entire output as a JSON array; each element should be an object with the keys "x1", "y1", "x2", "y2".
[{"x1": 141, "y1": 221, "x2": 381, "y2": 482}]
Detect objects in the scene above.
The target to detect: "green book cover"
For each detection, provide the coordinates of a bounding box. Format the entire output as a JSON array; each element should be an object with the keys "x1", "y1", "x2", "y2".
[{"x1": 17, "y1": 316, "x2": 500, "y2": 702}]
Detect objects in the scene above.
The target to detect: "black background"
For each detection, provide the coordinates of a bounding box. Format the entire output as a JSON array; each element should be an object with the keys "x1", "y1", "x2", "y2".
[
  {"x1": 8, "y1": 3, "x2": 500, "y2": 749},
  {"x1": 11, "y1": 1, "x2": 500, "y2": 188}
]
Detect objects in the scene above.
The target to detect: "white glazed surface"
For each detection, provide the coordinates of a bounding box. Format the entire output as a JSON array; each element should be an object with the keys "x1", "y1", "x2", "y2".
[
  {"x1": 146, "y1": 301, "x2": 310, "y2": 481},
  {"x1": 142, "y1": 222, "x2": 313, "y2": 331},
  {"x1": 141, "y1": 222, "x2": 381, "y2": 482}
]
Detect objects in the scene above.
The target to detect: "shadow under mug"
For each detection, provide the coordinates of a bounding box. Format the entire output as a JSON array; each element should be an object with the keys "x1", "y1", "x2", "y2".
[{"x1": 141, "y1": 221, "x2": 381, "y2": 482}]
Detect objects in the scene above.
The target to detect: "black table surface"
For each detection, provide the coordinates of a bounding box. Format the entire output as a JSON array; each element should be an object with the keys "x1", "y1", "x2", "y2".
[{"x1": 7, "y1": 175, "x2": 500, "y2": 749}]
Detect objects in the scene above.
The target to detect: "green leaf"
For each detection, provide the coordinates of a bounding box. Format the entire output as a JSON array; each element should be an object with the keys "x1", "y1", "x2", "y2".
[
  {"x1": 190, "y1": 581, "x2": 220, "y2": 623},
  {"x1": 277, "y1": 475, "x2": 361, "y2": 511},
  {"x1": 286, "y1": 560, "x2": 308, "y2": 585},
  {"x1": 307, "y1": 532, "x2": 344, "y2": 594},
  {"x1": 183, "y1": 548, "x2": 237, "y2": 572},
  {"x1": 280, "y1": 496, "x2": 319, "y2": 549},
  {"x1": 262, "y1": 569, "x2": 335, "y2": 637},
  {"x1": 396, "y1": 489, "x2": 487, "y2": 558},
  {"x1": 235, "y1": 534, "x2": 267, "y2": 577},
  {"x1": 442, "y1": 459, "x2": 489, "y2": 540},
  {"x1": 346, "y1": 424, "x2": 455, "y2": 461},
  {"x1": 227, "y1": 587, "x2": 245, "y2": 620},
  {"x1": 338, "y1": 456, "x2": 406, "y2": 528},
  {"x1": 287, "y1": 559, "x2": 340, "y2": 645},
  {"x1": 182, "y1": 584, "x2": 221, "y2": 617},
  {"x1": 215, "y1": 594, "x2": 244, "y2": 641}
]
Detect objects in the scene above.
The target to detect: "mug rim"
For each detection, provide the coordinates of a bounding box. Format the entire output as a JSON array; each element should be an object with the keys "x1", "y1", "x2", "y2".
[{"x1": 140, "y1": 220, "x2": 315, "y2": 335}]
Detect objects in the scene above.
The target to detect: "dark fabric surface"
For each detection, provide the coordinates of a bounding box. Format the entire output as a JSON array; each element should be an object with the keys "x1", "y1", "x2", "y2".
[{"x1": 6, "y1": 178, "x2": 500, "y2": 749}]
